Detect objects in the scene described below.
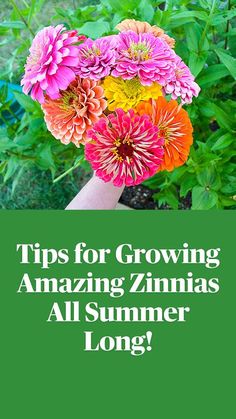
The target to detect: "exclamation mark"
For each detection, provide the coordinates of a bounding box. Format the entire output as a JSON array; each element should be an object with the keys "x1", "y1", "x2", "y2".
[{"x1": 146, "y1": 331, "x2": 152, "y2": 352}]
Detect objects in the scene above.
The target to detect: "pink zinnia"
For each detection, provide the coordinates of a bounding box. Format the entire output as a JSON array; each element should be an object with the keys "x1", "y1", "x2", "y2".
[
  {"x1": 111, "y1": 31, "x2": 175, "y2": 86},
  {"x1": 76, "y1": 37, "x2": 117, "y2": 81},
  {"x1": 21, "y1": 25, "x2": 86, "y2": 103},
  {"x1": 85, "y1": 109, "x2": 164, "y2": 187},
  {"x1": 164, "y1": 55, "x2": 200, "y2": 104}
]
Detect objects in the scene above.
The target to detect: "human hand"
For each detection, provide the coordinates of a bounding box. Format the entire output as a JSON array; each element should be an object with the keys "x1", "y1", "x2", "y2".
[{"x1": 66, "y1": 174, "x2": 125, "y2": 210}]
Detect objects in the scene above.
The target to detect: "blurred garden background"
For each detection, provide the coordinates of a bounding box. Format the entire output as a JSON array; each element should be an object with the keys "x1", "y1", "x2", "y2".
[{"x1": 0, "y1": 0, "x2": 235, "y2": 209}]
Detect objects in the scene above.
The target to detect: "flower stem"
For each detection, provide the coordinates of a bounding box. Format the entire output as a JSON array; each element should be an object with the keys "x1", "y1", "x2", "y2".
[
  {"x1": 0, "y1": 113, "x2": 10, "y2": 126},
  {"x1": 53, "y1": 157, "x2": 84, "y2": 183},
  {"x1": 7, "y1": 150, "x2": 35, "y2": 160},
  {"x1": 7, "y1": 106, "x2": 20, "y2": 122},
  {"x1": 9, "y1": 0, "x2": 35, "y2": 37},
  {"x1": 224, "y1": 0, "x2": 231, "y2": 49},
  {"x1": 21, "y1": 0, "x2": 40, "y2": 26},
  {"x1": 198, "y1": 0, "x2": 217, "y2": 51}
]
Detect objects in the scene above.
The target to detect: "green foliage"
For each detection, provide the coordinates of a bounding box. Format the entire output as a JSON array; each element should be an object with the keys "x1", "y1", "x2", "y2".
[
  {"x1": 143, "y1": 0, "x2": 236, "y2": 210},
  {"x1": 0, "y1": 87, "x2": 88, "y2": 192},
  {"x1": 0, "y1": 0, "x2": 236, "y2": 209}
]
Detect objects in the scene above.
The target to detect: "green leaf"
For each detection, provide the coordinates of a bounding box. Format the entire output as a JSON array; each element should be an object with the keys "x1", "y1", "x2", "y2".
[
  {"x1": 13, "y1": 91, "x2": 42, "y2": 114},
  {"x1": 4, "y1": 156, "x2": 19, "y2": 182},
  {"x1": 28, "y1": 0, "x2": 37, "y2": 25},
  {"x1": 198, "y1": 0, "x2": 212, "y2": 9},
  {"x1": 152, "y1": 9, "x2": 162, "y2": 25},
  {"x1": 55, "y1": 7, "x2": 70, "y2": 18},
  {"x1": 197, "y1": 167, "x2": 221, "y2": 191},
  {"x1": 185, "y1": 22, "x2": 209, "y2": 52},
  {"x1": 15, "y1": 132, "x2": 38, "y2": 147},
  {"x1": 79, "y1": 20, "x2": 110, "y2": 38},
  {"x1": 192, "y1": 186, "x2": 218, "y2": 210},
  {"x1": 221, "y1": 181, "x2": 236, "y2": 195},
  {"x1": 0, "y1": 161, "x2": 7, "y2": 175},
  {"x1": 212, "y1": 9, "x2": 236, "y2": 26},
  {"x1": 138, "y1": 0, "x2": 154, "y2": 21},
  {"x1": 169, "y1": 16, "x2": 196, "y2": 28},
  {"x1": 15, "y1": 117, "x2": 46, "y2": 146},
  {"x1": 36, "y1": 143, "x2": 55, "y2": 171},
  {"x1": 186, "y1": 22, "x2": 209, "y2": 77},
  {"x1": 219, "y1": 195, "x2": 236, "y2": 207},
  {"x1": 197, "y1": 98, "x2": 215, "y2": 118},
  {"x1": 215, "y1": 48, "x2": 236, "y2": 80},
  {"x1": 180, "y1": 175, "x2": 198, "y2": 197},
  {"x1": 0, "y1": 138, "x2": 14, "y2": 153},
  {"x1": 153, "y1": 186, "x2": 179, "y2": 209},
  {"x1": 143, "y1": 173, "x2": 166, "y2": 190},
  {"x1": 206, "y1": 128, "x2": 227, "y2": 149},
  {"x1": 210, "y1": 103, "x2": 236, "y2": 132},
  {"x1": 225, "y1": 28, "x2": 236, "y2": 38},
  {"x1": 169, "y1": 10, "x2": 208, "y2": 28},
  {"x1": 11, "y1": 163, "x2": 29, "y2": 196},
  {"x1": 0, "y1": 21, "x2": 25, "y2": 29},
  {"x1": 212, "y1": 133, "x2": 234, "y2": 151},
  {"x1": 0, "y1": 128, "x2": 14, "y2": 152},
  {"x1": 223, "y1": 163, "x2": 236, "y2": 175},
  {"x1": 106, "y1": 0, "x2": 139, "y2": 11},
  {"x1": 197, "y1": 64, "x2": 230, "y2": 87},
  {"x1": 185, "y1": 24, "x2": 199, "y2": 52},
  {"x1": 168, "y1": 166, "x2": 187, "y2": 183},
  {"x1": 188, "y1": 51, "x2": 208, "y2": 77}
]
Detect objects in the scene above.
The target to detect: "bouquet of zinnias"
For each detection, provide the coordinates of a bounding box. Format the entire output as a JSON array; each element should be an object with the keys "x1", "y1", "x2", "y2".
[{"x1": 21, "y1": 19, "x2": 200, "y2": 187}]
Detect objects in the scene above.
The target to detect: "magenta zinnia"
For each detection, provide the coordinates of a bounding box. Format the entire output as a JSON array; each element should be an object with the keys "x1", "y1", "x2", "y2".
[
  {"x1": 85, "y1": 109, "x2": 164, "y2": 187},
  {"x1": 111, "y1": 31, "x2": 175, "y2": 86},
  {"x1": 76, "y1": 37, "x2": 117, "y2": 81},
  {"x1": 21, "y1": 25, "x2": 86, "y2": 103},
  {"x1": 164, "y1": 55, "x2": 200, "y2": 104},
  {"x1": 41, "y1": 77, "x2": 106, "y2": 147}
]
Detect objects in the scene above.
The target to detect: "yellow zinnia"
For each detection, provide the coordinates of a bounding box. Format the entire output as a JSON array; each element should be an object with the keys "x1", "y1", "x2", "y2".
[{"x1": 102, "y1": 76, "x2": 162, "y2": 112}]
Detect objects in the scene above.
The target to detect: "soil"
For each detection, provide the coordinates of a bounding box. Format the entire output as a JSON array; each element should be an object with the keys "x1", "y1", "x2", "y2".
[
  {"x1": 120, "y1": 185, "x2": 156, "y2": 209},
  {"x1": 120, "y1": 185, "x2": 192, "y2": 210}
]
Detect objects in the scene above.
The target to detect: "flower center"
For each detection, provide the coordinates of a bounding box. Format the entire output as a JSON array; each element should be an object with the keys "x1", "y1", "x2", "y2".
[
  {"x1": 127, "y1": 42, "x2": 151, "y2": 61},
  {"x1": 159, "y1": 126, "x2": 170, "y2": 145},
  {"x1": 124, "y1": 78, "x2": 142, "y2": 97},
  {"x1": 61, "y1": 90, "x2": 79, "y2": 110},
  {"x1": 83, "y1": 45, "x2": 101, "y2": 58},
  {"x1": 113, "y1": 138, "x2": 134, "y2": 162}
]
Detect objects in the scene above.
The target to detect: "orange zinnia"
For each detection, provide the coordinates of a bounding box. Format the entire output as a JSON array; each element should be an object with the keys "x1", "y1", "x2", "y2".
[
  {"x1": 136, "y1": 97, "x2": 193, "y2": 171},
  {"x1": 42, "y1": 77, "x2": 106, "y2": 147}
]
